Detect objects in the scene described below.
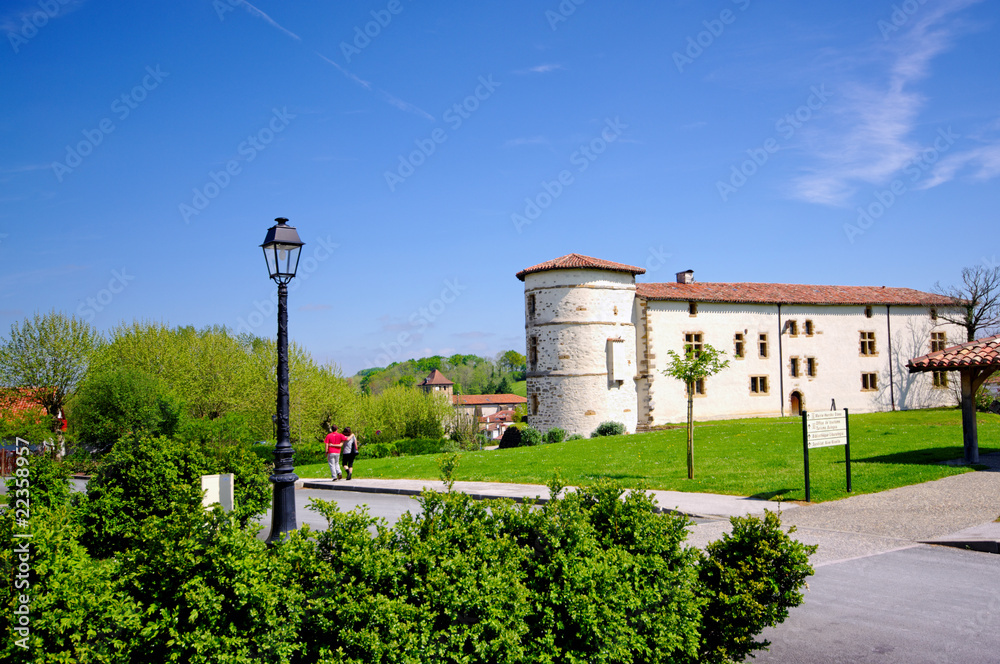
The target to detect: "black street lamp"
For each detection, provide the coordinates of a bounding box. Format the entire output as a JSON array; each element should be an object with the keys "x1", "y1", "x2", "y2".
[{"x1": 261, "y1": 217, "x2": 305, "y2": 544}]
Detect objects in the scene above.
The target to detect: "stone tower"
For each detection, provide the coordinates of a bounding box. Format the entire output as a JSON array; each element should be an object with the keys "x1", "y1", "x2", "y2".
[{"x1": 516, "y1": 254, "x2": 644, "y2": 437}]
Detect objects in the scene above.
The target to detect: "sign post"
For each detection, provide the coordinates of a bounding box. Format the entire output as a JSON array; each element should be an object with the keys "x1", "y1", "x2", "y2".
[{"x1": 802, "y1": 408, "x2": 851, "y2": 502}]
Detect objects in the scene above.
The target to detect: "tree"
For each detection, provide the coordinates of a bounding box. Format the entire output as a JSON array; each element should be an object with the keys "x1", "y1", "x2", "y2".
[
  {"x1": 0, "y1": 310, "x2": 102, "y2": 434},
  {"x1": 497, "y1": 350, "x2": 526, "y2": 376},
  {"x1": 663, "y1": 343, "x2": 729, "y2": 480},
  {"x1": 934, "y1": 264, "x2": 1000, "y2": 341}
]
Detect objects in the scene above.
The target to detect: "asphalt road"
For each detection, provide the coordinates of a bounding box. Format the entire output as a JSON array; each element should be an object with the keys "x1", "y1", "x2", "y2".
[{"x1": 255, "y1": 485, "x2": 423, "y2": 537}]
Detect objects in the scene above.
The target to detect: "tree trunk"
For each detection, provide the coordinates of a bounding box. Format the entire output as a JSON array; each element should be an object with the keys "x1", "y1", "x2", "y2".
[{"x1": 686, "y1": 386, "x2": 694, "y2": 480}]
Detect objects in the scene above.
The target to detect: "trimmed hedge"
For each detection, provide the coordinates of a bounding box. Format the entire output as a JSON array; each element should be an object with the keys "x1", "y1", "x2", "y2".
[{"x1": 592, "y1": 421, "x2": 627, "y2": 437}]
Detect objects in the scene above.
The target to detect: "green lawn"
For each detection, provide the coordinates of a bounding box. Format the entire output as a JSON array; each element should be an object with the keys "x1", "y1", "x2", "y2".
[{"x1": 298, "y1": 408, "x2": 999, "y2": 503}]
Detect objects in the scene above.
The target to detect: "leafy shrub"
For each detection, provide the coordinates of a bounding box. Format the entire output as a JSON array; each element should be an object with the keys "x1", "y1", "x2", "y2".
[
  {"x1": 697, "y1": 510, "x2": 817, "y2": 663},
  {"x1": 357, "y1": 441, "x2": 396, "y2": 460},
  {"x1": 546, "y1": 427, "x2": 567, "y2": 444},
  {"x1": 77, "y1": 434, "x2": 270, "y2": 557},
  {"x1": 394, "y1": 437, "x2": 446, "y2": 456},
  {"x1": 3, "y1": 454, "x2": 72, "y2": 512},
  {"x1": 498, "y1": 426, "x2": 521, "y2": 449},
  {"x1": 567, "y1": 432, "x2": 585, "y2": 441},
  {"x1": 519, "y1": 426, "x2": 543, "y2": 446},
  {"x1": 591, "y1": 420, "x2": 626, "y2": 437},
  {"x1": 70, "y1": 367, "x2": 182, "y2": 452}
]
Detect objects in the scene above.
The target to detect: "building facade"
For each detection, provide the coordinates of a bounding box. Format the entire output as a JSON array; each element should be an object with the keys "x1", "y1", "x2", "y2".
[{"x1": 518, "y1": 254, "x2": 964, "y2": 437}]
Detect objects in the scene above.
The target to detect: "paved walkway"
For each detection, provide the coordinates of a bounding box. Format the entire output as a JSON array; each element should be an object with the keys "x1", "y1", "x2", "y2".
[{"x1": 303, "y1": 452, "x2": 1000, "y2": 566}]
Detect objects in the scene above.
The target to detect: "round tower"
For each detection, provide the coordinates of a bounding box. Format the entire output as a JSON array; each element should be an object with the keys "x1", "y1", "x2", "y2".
[{"x1": 516, "y1": 254, "x2": 644, "y2": 437}]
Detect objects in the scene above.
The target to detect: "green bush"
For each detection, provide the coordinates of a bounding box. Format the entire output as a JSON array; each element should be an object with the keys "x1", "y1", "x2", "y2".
[
  {"x1": 70, "y1": 367, "x2": 182, "y2": 452},
  {"x1": 592, "y1": 420, "x2": 627, "y2": 437},
  {"x1": 3, "y1": 453, "x2": 72, "y2": 512},
  {"x1": 546, "y1": 427, "x2": 567, "y2": 444},
  {"x1": 498, "y1": 426, "x2": 522, "y2": 449},
  {"x1": 519, "y1": 426, "x2": 543, "y2": 446},
  {"x1": 394, "y1": 437, "x2": 446, "y2": 456},
  {"x1": 697, "y1": 510, "x2": 817, "y2": 663},
  {"x1": 77, "y1": 434, "x2": 270, "y2": 557},
  {"x1": 358, "y1": 441, "x2": 397, "y2": 460},
  {"x1": 567, "y1": 433, "x2": 585, "y2": 441}
]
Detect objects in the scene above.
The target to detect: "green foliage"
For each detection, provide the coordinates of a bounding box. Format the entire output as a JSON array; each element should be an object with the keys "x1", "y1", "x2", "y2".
[
  {"x1": 663, "y1": 343, "x2": 731, "y2": 388},
  {"x1": 3, "y1": 453, "x2": 72, "y2": 512},
  {"x1": 357, "y1": 440, "x2": 397, "y2": 460},
  {"x1": 697, "y1": 510, "x2": 817, "y2": 663},
  {"x1": 498, "y1": 425, "x2": 522, "y2": 449},
  {"x1": 77, "y1": 434, "x2": 270, "y2": 557},
  {"x1": 546, "y1": 427, "x2": 567, "y2": 444},
  {"x1": 519, "y1": 426, "x2": 543, "y2": 446},
  {"x1": 0, "y1": 310, "x2": 103, "y2": 427},
  {"x1": 0, "y1": 406, "x2": 54, "y2": 447},
  {"x1": 70, "y1": 366, "x2": 182, "y2": 451},
  {"x1": 567, "y1": 433, "x2": 585, "y2": 441},
  {"x1": 357, "y1": 438, "x2": 447, "y2": 460},
  {"x1": 592, "y1": 421, "x2": 627, "y2": 437}
]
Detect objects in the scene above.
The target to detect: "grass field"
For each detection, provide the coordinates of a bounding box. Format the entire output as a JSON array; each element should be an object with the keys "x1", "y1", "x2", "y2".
[{"x1": 297, "y1": 408, "x2": 999, "y2": 503}]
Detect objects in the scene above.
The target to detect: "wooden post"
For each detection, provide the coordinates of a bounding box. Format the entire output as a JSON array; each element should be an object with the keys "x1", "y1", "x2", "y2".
[
  {"x1": 686, "y1": 386, "x2": 694, "y2": 480},
  {"x1": 960, "y1": 371, "x2": 979, "y2": 464}
]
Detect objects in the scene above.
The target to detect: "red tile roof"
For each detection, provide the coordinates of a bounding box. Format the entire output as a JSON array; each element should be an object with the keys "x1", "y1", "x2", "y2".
[
  {"x1": 452, "y1": 394, "x2": 528, "y2": 406},
  {"x1": 419, "y1": 369, "x2": 453, "y2": 386},
  {"x1": 636, "y1": 282, "x2": 954, "y2": 306},
  {"x1": 516, "y1": 254, "x2": 646, "y2": 281},
  {"x1": 480, "y1": 408, "x2": 516, "y2": 423},
  {"x1": 907, "y1": 334, "x2": 1000, "y2": 371}
]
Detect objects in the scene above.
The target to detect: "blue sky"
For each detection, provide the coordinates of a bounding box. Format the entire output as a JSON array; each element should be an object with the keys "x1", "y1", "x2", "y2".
[{"x1": 2, "y1": 0, "x2": 998, "y2": 376}]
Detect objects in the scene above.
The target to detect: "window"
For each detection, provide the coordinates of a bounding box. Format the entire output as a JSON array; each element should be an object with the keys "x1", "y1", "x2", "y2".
[
  {"x1": 527, "y1": 293, "x2": 536, "y2": 320},
  {"x1": 932, "y1": 371, "x2": 949, "y2": 388},
  {"x1": 750, "y1": 376, "x2": 769, "y2": 395},
  {"x1": 684, "y1": 332, "x2": 703, "y2": 357},
  {"x1": 860, "y1": 331, "x2": 876, "y2": 356},
  {"x1": 861, "y1": 372, "x2": 878, "y2": 391},
  {"x1": 865, "y1": 306, "x2": 873, "y2": 318},
  {"x1": 734, "y1": 332, "x2": 745, "y2": 359},
  {"x1": 806, "y1": 357, "x2": 816, "y2": 377},
  {"x1": 528, "y1": 336, "x2": 538, "y2": 371},
  {"x1": 931, "y1": 332, "x2": 947, "y2": 353},
  {"x1": 788, "y1": 320, "x2": 798, "y2": 336},
  {"x1": 805, "y1": 320, "x2": 814, "y2": 336},
  {"x1": 688, "y1": 301, "x2": 698, "y2": 316},
  {"x1": 790, "y1": 357, "x2": 800, "y2": 377},
  {"x1": 689, "y1": 378, "x2": 706, "y2": 397},
  {"x1": 930, "y1": 307, "x2": 938, "y2": 321},
  {"x1": 758, "y1": 333, "x2": 769, "y2": 358},
  {"x1": 530, "y1": 394, "x2": 539, "y2": 415}
]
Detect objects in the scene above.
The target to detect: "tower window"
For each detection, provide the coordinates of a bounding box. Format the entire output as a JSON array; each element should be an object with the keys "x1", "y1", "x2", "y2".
[
  {"x1": 527, "y1": 293, "x2": 536, "y2": 320},
  {"x1": 528, "y1": 336, "x2": 538, "y2": 371}
]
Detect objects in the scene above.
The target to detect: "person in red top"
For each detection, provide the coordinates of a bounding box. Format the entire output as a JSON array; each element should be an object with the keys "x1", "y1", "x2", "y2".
[{"x1": 324, "y1": 425, "x2": 348, "y2": 481}]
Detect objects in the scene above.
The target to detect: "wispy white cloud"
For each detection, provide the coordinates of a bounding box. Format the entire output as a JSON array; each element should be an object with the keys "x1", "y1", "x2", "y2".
[
  {"x1": 0, "y1": 0, "x2": 85, "y2": 34},
  {"x1": 515, "y1": 63, "x2": 564, "y2": 74},
  {"x1": 919, "y1": 142, "x2": 1000, "y2": 189},
  {"x1": 314, "y1": 52, "x2": 435, "y2": 121},
  {"x1": 503, "y1": 136, "x2": 549, "y2": 148},
  {"x1": 235, "y1": 0, "x2": 300, "y2": 41},
  {"x1": 792, "y1": 0, "x2": 987, "y2": 205}
]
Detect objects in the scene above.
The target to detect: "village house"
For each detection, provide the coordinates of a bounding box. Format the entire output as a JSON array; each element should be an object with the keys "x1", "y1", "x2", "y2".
[
  {"x1": 418, "y1": 369, "x2": 527, "y2": 436},
  {"x1": 518, "y1": 254, "x2": 965, "y2": 437}
]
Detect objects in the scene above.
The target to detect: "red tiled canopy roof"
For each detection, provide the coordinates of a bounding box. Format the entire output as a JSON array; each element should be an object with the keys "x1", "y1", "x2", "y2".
[
  {"x1": 636, "y1": 282, "x2": 954, "y2": 306},
  {"x1": 452, "y1": 394, "x2": 528, "y2": 406},
  {"x1": 419, "y1": 369, "x2": 453, "y2": 386},
  {"x1": 516, "y1": 254, "x2": 646, "y2": 281},
  {"x1": 907, "y1": 334, "x2": 1000, "y2": 372}
]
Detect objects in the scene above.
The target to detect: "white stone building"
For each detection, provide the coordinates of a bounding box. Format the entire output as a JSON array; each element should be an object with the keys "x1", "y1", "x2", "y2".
[{"x1": 517, "y1": 254, "x2": 964, "y2": 437}]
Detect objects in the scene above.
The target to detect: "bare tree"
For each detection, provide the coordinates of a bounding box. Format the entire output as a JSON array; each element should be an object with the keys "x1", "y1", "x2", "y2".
[{"x1": 934, "y1": 264, "x2": 1000, "y2": 342}]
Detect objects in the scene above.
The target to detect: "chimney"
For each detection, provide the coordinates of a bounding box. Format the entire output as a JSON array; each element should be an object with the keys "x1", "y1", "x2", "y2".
[{"x1": 676, "y1": 270, "x2": 694, "y2": 284}]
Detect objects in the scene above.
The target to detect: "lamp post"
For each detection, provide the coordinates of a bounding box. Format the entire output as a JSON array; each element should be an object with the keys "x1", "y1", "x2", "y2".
[{"x1": 261, "y1": 217, "x2": 305, "y2": 544}]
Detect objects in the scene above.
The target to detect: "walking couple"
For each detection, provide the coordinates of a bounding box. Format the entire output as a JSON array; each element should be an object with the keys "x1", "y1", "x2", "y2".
[{"x1": 325, "y1": 425, "x2": 358, "y2": 481}]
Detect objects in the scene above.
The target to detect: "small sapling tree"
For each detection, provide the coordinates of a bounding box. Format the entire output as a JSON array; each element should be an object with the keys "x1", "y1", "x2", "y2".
[{"x1": 663, "y1": 343, "x2": 729, "y2": 479}]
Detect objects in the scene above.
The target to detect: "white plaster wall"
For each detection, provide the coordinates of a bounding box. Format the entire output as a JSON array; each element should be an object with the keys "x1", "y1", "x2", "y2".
[
  {"x1": 643, "y1": 301, "x2": 965, "y2": 424},
  {"x1": 524, "y1": 269, "x2": 638, "y2": 435}
]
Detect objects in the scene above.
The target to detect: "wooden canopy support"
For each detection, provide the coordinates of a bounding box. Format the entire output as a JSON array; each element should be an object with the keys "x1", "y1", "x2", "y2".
[{"x1": 907, "y1": 334, "x2": 1000, "y2": 465}]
